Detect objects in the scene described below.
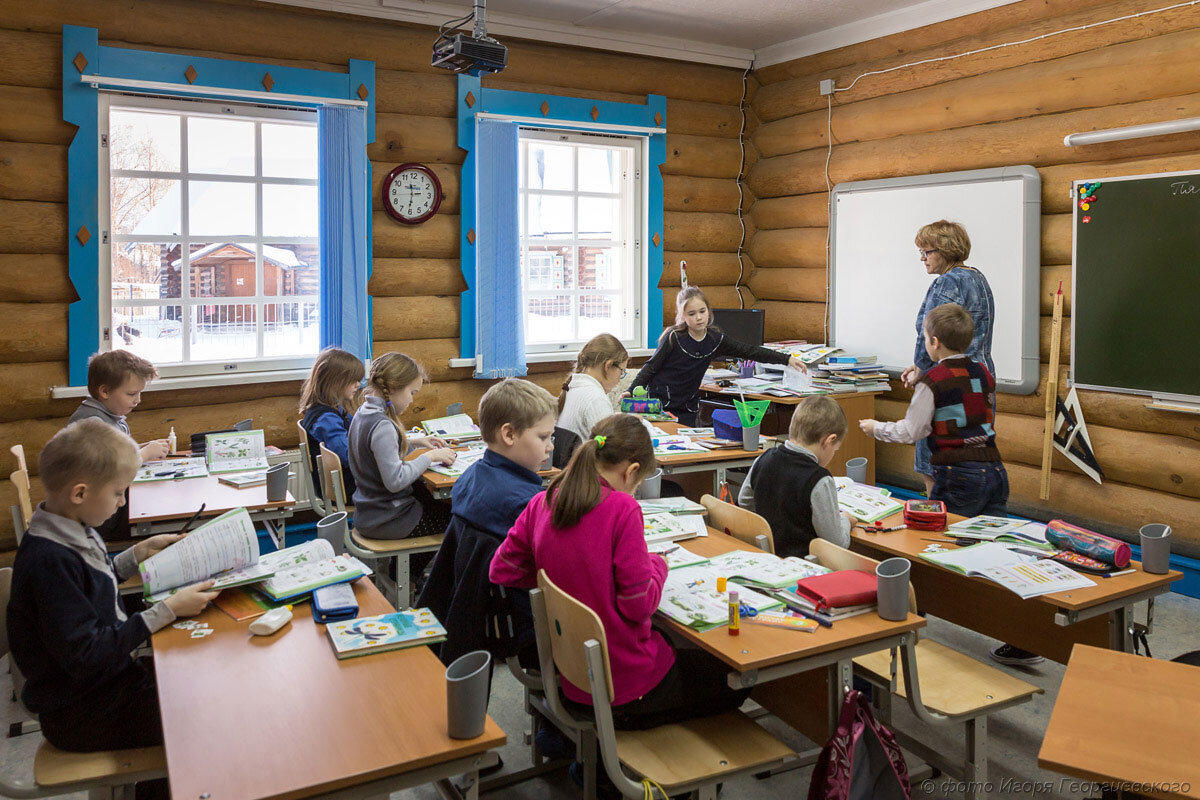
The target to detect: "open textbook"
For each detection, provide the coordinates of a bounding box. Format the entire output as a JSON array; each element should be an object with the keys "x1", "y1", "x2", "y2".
[
  {"x1": 421, "y1": 413, "x2": 481, "y2": 443},
  {"x1": 704, "y1": 549, "x2": 830, "y2": 589},
  {"x1": 205, "y1": 429, "x2": 269, "y2": 474},
  {"x1": 919, "y1": 541, "x2": 1094, "y2": 599},
  {"x1": 133, "y1": 456, "x2": 209, "y2": 483},
  {"x1": 140, "y1": 508, "x2": 266, "y2": 601},
  {"x1": 428, "y1": 446, "x2": 486, "y2": 477},
  {"x1": 643, "y1": 512, "x2": 707, "y2": 545},
  {"x1": 949, "y1": 516, "x2": 1049, "y2": 544},
  {"x1": 657, "y1": 566, "x2": 782, "y2": 631},
  {"x1": 833, "y1": 477, "x2": 904, "y2": 523},
  {"x1": 638, "y1": 497, "x2": 706, "y2": 516},
  {"x1": 256, "y1": 540, "x2": 370, "y2": 602}
]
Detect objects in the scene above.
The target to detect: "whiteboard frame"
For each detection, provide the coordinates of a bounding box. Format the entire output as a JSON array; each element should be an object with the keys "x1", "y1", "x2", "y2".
[
  {"x1": 1070, "y1": 168, "x2": 1200, "y2": 404},
  {"x1": 829, "y1": 165, "x2": 1041, "y2": 395}
]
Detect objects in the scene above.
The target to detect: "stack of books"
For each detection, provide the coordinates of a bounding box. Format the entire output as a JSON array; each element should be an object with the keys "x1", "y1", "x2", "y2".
[{"x1": 810, "y1": 354, "x2": 891, "y2": 392}]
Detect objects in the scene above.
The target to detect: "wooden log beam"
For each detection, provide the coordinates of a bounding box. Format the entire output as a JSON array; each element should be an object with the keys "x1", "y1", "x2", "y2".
[
  {"x1": 371, "y1": 161, "x2": 459, "y2": 214},
  {"x1": 374, "y1": 69, "x2": 457, "y2": 117},
  {"x1": 0, "y1": 200, "x2": 67, "y2": 254},
  {"x1": 0, "y1": 302, "x2": 66, "y2": 361},
  {"x1": 1040, "y1": 265, "x2": 1072, "y2": 315},
  {"x1": 1042, "y1": 214, "x2": 1071, "y2": 265},
  {"x1": 747, "y1": 266, "x2": 826, "y2": 302},
  {"x1": 400, "y1": 372, "x2": 568, "y2": 427},
  {"x1": 754, "y1": 25, "x2": 1200, "y2": 157},
  {"x1": 752, "y1": 192, "x2": 827, "y2": 230},
  {"x1": 662, "y1": 135, "x2": 742, "y2": 179},
  {"x1": 663, "y1": 176, "x2": 742, "y2": 213},
  {"x1": 372, "y1": 211, "x2": 458, "y2": 259},
  {"x1": 0, "y1": 142, "x2": 66, "y2": 203},
  {"x1": 0, "y1": 255, "x2": 74, "y2": 303},
  {"x1": 663, "y1": 211, "x2": 742, "y2": 253},
  {"x1": 368, "y1": 258, "x2": 466, "y2": 298},
  {"x1": 0, "y1": 28, "x2": 60, "y2": 89},
  {"x1": 748, "y1": 92, "x2": 1200, "y2": 199},
  {"x1": 373, "y1": 295, "x2": 460, "y2": 341},
  {"x1": 663, "y1": 285, "x2": 753, "y2": 326},
  {"x1": 0, "y1": 86, "x2": 72, "y2": 146},
  {"x1": 369, "y1": 113, "x2": 463, "y2": 164},
  {"x1": 1040, "y1": 153, "x2": 1200, "y2": 214},
  {"x1": 752, "y1": 299, "x2": 824, "y2": 342},
  {"x1": 660, "y1": 252, "x2": 746, "y2": 288},
  {"x1": 748, "y1": 227, "x2": 826, "y2": 269}
]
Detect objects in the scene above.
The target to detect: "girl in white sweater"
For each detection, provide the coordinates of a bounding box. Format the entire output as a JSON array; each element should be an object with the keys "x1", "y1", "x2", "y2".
[{"x1": 558, "y1": 334, "x2": 629, "y2": 441}]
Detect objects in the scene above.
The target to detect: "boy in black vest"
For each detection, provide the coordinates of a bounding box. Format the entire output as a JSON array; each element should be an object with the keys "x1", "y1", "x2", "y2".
[
  {"x1": 738, "y1": 395, "x2": 855, "y2": 558},
  {"x1": 860, "y1": 303, "x2": 1035, "y2": 666}
]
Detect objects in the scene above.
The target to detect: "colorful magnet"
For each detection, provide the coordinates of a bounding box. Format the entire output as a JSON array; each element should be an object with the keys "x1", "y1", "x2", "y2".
[
  {"x1": 1081, "y1": 202, "x2": 1090, "y2": 210},
  {"x1": 1082, "y1": 216, "x2": 1091, "y2": 223}
]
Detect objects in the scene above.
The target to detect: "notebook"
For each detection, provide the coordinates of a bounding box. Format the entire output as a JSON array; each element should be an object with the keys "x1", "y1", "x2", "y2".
[
  {"x1": 133, "y1": 457, "x2": 209, "y2": 483},
  {"x1": 833, "y1": 478, "x2": 904, "y2": 523},
  {"x1": 919, "y1": 541, "x2": 1095, "y2": 599},
  {"x1": 642, "y1": 512, "x2": 706, "y2": 545},
  {"x1": 326, "y1": 608, "x2": 447, "y2": 659},
  {"x1": 705, "y1": 549, "x2": 830, "y2": 590},
  {"x1": 256, "y1": 543, "x2": 371, "y2": 602},
  {"x1": 205, "y1": 429, "x2": 269, "y2": 474},
  {"x1": 648, "y1": 542, "x2": 710, "y2": 570},
  {"x1": 638, "y1": 496, "x2": 707, "y2": 516},
  {"x1": 657, "y1": 567, "x2": 782, "y2": 631}
]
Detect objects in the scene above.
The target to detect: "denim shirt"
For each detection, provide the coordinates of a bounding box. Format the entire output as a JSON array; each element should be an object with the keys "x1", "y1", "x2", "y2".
[{"x1": 914, "y1": 266, "x2": 995, "y2": 376}]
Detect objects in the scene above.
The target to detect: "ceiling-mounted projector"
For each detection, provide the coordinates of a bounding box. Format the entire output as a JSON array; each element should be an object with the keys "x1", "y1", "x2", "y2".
[{"x1": 432, "y1": 0, "x2": 508, "y2": 75}]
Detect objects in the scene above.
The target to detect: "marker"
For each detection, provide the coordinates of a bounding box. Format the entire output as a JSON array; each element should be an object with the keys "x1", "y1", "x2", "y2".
[{"x1": 790, "y1": 605, "x2": 833, "y2": 628}]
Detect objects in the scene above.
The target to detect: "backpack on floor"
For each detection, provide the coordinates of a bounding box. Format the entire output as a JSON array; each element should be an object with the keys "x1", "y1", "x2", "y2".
[{"x1": 807, "y1": 689, "x2": 912, "y2": 800}]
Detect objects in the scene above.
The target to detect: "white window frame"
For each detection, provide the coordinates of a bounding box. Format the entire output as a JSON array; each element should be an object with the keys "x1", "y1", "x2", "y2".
[
  {"x1": 518, "y1": 127, "x2": 646, "y2": 358},
  {"x1": 99, "y1": 93, "x2": 320, "y2": 379}
]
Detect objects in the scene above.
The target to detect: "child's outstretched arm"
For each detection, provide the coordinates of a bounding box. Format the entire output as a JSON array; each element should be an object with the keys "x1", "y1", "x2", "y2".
[
  {"x1": 863, "y1": 383, "x2": 934, "y2": 444},
  {"x1": 629, "y1": 333, "x2": 674, "y2": 392}
]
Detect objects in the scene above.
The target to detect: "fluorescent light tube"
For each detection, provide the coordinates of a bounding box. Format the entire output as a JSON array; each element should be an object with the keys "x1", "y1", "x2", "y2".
[{"x1": 1064, "y1": 117, "x2": 1200, "y2": 146}]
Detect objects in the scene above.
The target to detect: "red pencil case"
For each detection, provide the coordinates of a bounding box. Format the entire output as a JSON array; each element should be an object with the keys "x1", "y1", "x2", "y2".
[
  {"x1": 903, "y1": 499, "x2": 947, "y2": 531},
  {"x1": 794, "y1": 570, "x2": 877, "y2": 612}
]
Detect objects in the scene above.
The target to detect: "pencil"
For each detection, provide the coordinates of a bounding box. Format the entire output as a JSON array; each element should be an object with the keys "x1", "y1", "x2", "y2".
[{"x1": 178, "y1": 503, "x2": 206, "y2": 536}]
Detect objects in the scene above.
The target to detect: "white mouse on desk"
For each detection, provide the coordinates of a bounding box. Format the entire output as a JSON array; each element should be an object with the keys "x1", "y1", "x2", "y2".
[{"x1": 249, "y1": 606, "x2": 293, "y2": 636}]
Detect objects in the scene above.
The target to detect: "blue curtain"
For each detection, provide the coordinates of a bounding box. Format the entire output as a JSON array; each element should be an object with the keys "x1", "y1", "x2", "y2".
[
  {"x1": 317, "y1": 106, "x2": 370, "y2": 362},
  {"x1": 474, "y1": 119, "x2": 525, "y2": 378}
]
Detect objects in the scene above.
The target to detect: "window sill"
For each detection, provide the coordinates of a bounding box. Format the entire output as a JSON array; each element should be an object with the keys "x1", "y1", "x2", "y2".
[
  {"x1": 51, "y1": 367, "x2": 312, "y2": 399},
  {"x1": 450, "y1": 348, "x2": 655, "y2": 370}
]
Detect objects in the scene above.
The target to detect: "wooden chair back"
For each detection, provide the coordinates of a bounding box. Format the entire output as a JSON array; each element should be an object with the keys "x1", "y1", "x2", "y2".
[
  {"x1": 10, "y1": 444, "x2": 26, "y2": 473},
  {"x1": 317, "y1": 442, "x2": 349, "y2": 514},
  {"x1": 700, "y1": 493, "x2": 774, "y2": 553},
  {"x1": 536, "y1": 569, "x2": 615, "y2": 701},
  {"x1": 9, "y1": 468, "x2": 32, "y2": 535},
  {"x1": 295, "y1": 421, "x2": 324, "y2": 516},
  {"x1": 809, "y1": 539, "x2": 918, "y2": 614}
]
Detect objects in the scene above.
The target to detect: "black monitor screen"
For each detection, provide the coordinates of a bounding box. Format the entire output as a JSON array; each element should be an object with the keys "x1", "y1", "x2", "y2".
[{"x1": 711, "y1": 308, "x2": 765, "y2": 347}]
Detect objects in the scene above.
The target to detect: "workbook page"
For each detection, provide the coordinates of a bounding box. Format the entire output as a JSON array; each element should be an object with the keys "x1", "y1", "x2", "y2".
[{"x1": 139, "y1": 508, "x2": 259, "y2": 596}]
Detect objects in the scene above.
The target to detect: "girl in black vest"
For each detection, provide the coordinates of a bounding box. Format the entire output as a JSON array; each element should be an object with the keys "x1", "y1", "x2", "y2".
[{"x1": 629, "y1": 287, "x2": 803, "y2": 425}]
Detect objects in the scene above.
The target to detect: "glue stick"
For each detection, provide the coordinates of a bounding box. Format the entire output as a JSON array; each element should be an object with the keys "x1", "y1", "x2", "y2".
[{"x1": 728, "y1": 589, "x2": 740, "y2": 636}]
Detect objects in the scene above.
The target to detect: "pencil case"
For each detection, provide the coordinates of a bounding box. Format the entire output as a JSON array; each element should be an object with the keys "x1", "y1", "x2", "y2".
[
  {"x1": 903, "y1": 499, "x2": 947, "y2": 531},
  {"x1": 794, "y1": 570, "x2": 877, "y2": 612},
  {"x1": 620, "y1": 396, "x2": 663, "y2": 414},
  {"x1": 1045, "y1": 519, "x2": 1131, "y2": 568}
]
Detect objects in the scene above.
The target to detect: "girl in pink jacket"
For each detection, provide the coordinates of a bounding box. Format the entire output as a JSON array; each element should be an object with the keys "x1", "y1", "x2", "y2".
[{"x1": 490, "y1": 413, "x2": 749, "y2": 730}]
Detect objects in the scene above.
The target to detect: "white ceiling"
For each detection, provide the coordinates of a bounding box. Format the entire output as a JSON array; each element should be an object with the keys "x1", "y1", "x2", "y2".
[{"x1": 262, "y1": 0, "x2": 1021, "y2": 67}]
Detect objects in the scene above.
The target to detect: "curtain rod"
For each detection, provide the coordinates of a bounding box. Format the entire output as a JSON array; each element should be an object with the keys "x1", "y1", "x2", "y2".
[
  {"x1": 80, "y1": 74, "x2": 368, "y2": 108},
  {"x1": 475, "y1": 111, "x2": 665, "y2": 135}
]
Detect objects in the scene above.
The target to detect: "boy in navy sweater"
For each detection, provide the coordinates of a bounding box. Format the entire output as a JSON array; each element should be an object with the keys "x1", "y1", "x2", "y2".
[{"x1": 8, "y1": 419, "x2": 219, "y2": 756}]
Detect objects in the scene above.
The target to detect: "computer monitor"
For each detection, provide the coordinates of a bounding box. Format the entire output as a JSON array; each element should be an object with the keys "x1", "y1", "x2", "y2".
[{"x1": 711, "y1": 308, "x2": 765, "y2": 347}]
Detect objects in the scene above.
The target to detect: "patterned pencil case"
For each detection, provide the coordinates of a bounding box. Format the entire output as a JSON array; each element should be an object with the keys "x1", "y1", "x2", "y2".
[
  {"x1": 903, "y1": 499, "x2": 947, "y2": 531},
  {"x1": 1046, "y1": 519, "x2": 1131, "y2": 568}
]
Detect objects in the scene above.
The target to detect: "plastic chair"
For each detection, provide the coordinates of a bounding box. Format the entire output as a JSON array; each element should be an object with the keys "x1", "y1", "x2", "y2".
[
  {"x1": 530, "y1": 570, "x2": 794, "y2": 799},
  {"x1": 700, "y1": 493, "x2": 773, "y2": 553},
  {"x1": 0, "y1": 568, "x2": 167, "y2": 798},
  {"x1": 294, "y1": 421, "x2": 325, "y2": 518}
]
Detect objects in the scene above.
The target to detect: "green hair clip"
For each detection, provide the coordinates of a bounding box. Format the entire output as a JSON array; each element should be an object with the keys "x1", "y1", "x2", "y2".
[{"x1": 593, "y1": 435, "x2": 607, "y2": 448}]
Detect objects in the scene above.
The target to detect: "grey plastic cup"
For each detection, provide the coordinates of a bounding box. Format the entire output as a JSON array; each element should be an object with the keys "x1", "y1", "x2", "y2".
[
  {"x1": 636, "y1": 468, "x2": 663, "y2": 500},
  {"x1": 446, "y1": 650, "x2": 492, "y2": 739},
  {"x1": 846, "y1": 457, "x2": 868, "y2": 484},
  {"x1": 1139, "y1": 523, "x2": 1172, "y2": 574},
  {"x1": 317, "y1": 511, "x2": 348, "y2": 556},
  {"x1": 876, "y1": 557, "x2": 911, "y2": 622},
  {"x1": 265, "y1": 463, "x2": 290, "y2": 502},
  {"x1": 742, "y1": 424, "x2": 761, "y2": 451}
]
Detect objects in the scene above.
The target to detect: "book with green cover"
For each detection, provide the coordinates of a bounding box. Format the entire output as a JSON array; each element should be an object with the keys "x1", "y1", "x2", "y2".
[
  {"x1": 326, "y1": 608, "x2": 447, "y2": 659},
  {"x1": 140, "y1": 508, "x2": 269, "y2": 602}
]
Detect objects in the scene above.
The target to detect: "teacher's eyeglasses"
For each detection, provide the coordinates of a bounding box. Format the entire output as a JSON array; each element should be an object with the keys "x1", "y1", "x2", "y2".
[{"x1": 918, "y1": 248, "x2": 937, "y2": 258}]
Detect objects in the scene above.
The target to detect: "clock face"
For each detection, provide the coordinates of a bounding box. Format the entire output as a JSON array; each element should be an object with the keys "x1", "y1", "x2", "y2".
[{"x1": 384, "y1": 164, "x2": 442, "y2": 224}]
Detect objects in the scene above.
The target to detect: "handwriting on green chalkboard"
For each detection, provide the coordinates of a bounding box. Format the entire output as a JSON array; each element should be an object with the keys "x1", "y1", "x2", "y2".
[{"x1": 1169, "y1": 181, "x2": 1198, "y2": 196}]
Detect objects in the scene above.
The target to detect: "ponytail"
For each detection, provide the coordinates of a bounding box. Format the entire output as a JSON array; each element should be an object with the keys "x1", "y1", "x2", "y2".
[
  {"x1": 545, "y1": 413, "x2": 655, "y2": 529},
  {"x1": 367, "y1": 352, "x2": 428, "y2": 453},
  {"x1": 557, "y1": 333, "x2": 629, "y2": 414}
]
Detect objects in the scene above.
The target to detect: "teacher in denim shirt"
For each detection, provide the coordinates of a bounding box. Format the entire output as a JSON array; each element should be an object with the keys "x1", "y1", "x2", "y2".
[{"x1": 901, "y1": 221, "x2": 996, "y2": 495}]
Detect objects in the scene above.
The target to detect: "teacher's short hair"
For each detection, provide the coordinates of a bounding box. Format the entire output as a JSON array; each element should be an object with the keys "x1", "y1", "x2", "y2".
[
  {"x1": 915, "y1": 220, "x2": 971, "y2": 263},
  {"x1": 923, "y1": 303, "x2": 975, "y2": 352}
]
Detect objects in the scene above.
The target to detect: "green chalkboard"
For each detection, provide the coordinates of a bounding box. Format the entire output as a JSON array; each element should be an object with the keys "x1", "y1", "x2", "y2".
[{"x1": 1073, "y1": 170, "x2": 1200, "y2": 398}]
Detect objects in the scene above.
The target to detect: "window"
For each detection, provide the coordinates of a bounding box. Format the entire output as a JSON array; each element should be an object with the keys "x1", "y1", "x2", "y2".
[
  {"x1": 101, "y1": 95, "x2": 319, "y2": 377},
  {"x1": 519, "y1": 129, "x2": 644, "y2": 355}
]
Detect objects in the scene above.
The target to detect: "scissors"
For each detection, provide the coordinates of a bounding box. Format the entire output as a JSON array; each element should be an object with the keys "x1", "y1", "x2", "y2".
[{"x1": 738, "y1": 603, "x2": 759, "y2": 618}]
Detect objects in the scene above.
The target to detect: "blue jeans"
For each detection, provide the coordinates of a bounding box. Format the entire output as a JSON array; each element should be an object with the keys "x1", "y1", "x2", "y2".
[
  {"x1": 914, "y1": 438, "x2": 932, "y2": 477},
  {"x1": 930, "y1": 461, "x2": 1009, "y2": 517}
]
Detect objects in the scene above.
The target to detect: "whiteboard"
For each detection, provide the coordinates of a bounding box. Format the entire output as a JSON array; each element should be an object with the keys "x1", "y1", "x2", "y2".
[{"x1": 830, "y1": 166, "x2": 1041, "y2": 394}]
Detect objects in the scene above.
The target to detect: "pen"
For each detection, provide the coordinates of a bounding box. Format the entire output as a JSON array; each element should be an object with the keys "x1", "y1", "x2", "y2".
[
  {"x1": 790, "y1": 605, "x2": 833, "y2": 628},
  {"x1": 178, "y1": 503, "x2": 206, "y2": 536},
  {"x1": 1103, "y1": 568, "x2": 1136, "y2": 579},
  {"x1": 921, "y1": 537, "x2": 962, "y2": 544}
]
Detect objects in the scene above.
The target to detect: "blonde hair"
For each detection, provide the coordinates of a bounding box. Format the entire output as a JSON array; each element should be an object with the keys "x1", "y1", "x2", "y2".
[
  {"x1": 659, "y1": 286, "x2": 715, "y2": 345},
  {"x1": 299, "y1": 347, "x2": 365, "y2": 416},
  {"x1": 87, "y1": 350, "x2": 158, "y2": 398},
  {"x1": 915, "y1": 220, "x2": 971, "y2": 268},
  {"x1": 545, "y1": 414, "x2": 655, "y2": 529},
  {"x1": 367, "y1": 352, "x2": 428, "y2": 452},
  {"x1": 480, "y1": 378, "x2": 557, "y2": 443},
  {"x1": 789, "y1": 395, "x2": 847, "y2": 445},
  {"x1": 558, "y1": 334, "x2": 629, "y2": 414},
  {"x1": 923, "y1": 303, "x2": 974, "y2": 352},
  {"x1": 41, "y1": 418, "x2": 141, "y2": 493}
]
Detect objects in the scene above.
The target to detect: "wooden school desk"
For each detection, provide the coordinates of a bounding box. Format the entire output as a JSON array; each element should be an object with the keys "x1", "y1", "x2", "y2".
[
  {"x1": 153, "y1": 578, "x2": 505, "y2": 800},
  {"x1": 661, "y1": 530, "x2": 927, "y2": 746},
  {"x1": 1038, "y1": 645, "x2": 1200, "y2": 799},
  {"x1": 851, "y1": 513, "x2": 1181, "y2": 663},
  {"x1": 128, "y1": 475, "x2": 296, "y2": 545},
  {"x1": 700, "y1": 385, "x2": 880, "y2": 483},
  {"x1": 421, "y1": 459, "x2": 558, "y2": 501}
]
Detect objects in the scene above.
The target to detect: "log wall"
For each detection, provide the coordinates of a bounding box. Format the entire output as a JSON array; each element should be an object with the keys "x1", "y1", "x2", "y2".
[
  {"x1": 0, "y1": 0, "x2": 747, "y2": 558},
  {"x1": 749, "y1": 0, "x2": 1200, "y2": 545}
]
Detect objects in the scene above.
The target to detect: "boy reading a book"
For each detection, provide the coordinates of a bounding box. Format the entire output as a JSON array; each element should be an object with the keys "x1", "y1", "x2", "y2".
[
  {"x1": 738, "y1": 395, "x2": 855, "y2": 556},
  {"x1": 859, "y1": 305, "x2": 1034, "y2": 666},
  {"x1": 8, "y1": 419, "x2": 219, "y2": 761}
]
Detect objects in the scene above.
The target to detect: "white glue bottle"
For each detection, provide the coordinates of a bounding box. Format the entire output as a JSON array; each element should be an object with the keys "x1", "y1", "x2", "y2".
[{"x1": 167, "y1": 426, "x2": 177, "y2": 455}]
